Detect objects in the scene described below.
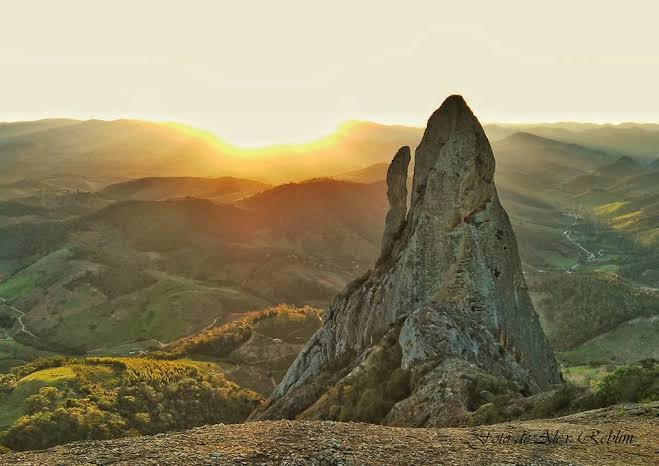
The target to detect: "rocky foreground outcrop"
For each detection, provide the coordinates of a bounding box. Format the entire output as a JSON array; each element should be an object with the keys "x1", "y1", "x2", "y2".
[
  {"x1": 255, "y1": 95, "x2": 561, "y2": 426},
  {"x1": 4, "y1": 403, "x2": 657, "y2": 465}
]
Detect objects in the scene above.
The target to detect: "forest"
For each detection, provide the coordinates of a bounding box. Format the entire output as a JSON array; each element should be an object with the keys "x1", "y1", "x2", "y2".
[{"x1": 0, "y1": 356, "x2": 262, "y2": 451}]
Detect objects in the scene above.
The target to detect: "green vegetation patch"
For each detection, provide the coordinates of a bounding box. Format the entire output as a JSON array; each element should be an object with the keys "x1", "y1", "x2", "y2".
[
  {"x1": 560, "y1": 316, "x2": 659, "y2": 366},
  {"x1": 0, "y1": 356, "x2": 262, "y2": 451},
  {"x1": 592, "y1": 359, "x2": 658, "y2": 405},
  {"x1": 594, "y1": 201, "x2": 629, "y2": 216},
  {"x1": 561, "y1": 365, "x2": 616, "y2": 388},
  {"x1": 0, "y1": 275, "x2": 37, "y2": 302},
  {"x1": 0, "y1": 340, "x2": 54, "y2": 373},
  {"x1": 593, "y1": 264, "x2": 619, "y2": 273},
  {"x1": 19, "y1": 366, "x2": 76, "y2": 384},
  {"x1": 161, "y1": 305, "x2": 323, "y2": 359},
  {"x1": 0, "y1": 247, "x2": 75, "y2": 303},
  {"x1": 468, "y1": 360, "x2": 658, "y2": 426},
  {"x1": 533, "y1": 271, "x2": 659, "y2": 350}
]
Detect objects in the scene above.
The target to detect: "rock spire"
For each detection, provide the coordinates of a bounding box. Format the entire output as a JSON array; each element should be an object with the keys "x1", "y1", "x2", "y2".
[{"x1": 254, "y1": 95, "x2": 561, "y2": 426}]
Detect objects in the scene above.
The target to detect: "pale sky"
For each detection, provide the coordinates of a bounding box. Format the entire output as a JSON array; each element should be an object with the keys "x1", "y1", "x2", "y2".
[{"x1": 2, "y1": 1, "x2": 658, "y2": 146}]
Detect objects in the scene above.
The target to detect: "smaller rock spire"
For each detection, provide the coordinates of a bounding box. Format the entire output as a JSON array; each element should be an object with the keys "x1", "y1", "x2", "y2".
[{"x1": 380, "y1": 146, "x2": 411, "y2": 257}]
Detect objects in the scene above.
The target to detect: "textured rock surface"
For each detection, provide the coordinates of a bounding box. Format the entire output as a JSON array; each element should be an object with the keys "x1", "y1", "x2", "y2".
[
  {"x1": 380, "y1": 146, "x2": 411, "y2": 257},
  {"x1": 255, "y1": 95, "x2": 561, "y2": 425}
]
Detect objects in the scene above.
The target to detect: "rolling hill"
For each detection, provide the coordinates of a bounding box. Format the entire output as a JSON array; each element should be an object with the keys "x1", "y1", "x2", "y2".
[
  {"x1": 334, "y1": 163, "x2": 391, "y2": 184},
  {"x1": 483, "y1": 122, "x2": 659, "y2": 161},
  {"x1": 1, "y1": 140, "x2": 656, "y2": 363},
  {"x1": 100, "y1": 176, "x2": 270, "y2": 202},
  {"x1": 0, "y1": 179, "x2": 385, "y2": 356},
  {"x1": 0, "y1": 355, "x2": 261, "y2": 451},
  {"x1": 160, "y1": 304, "x2": 324, "y2": 396},
  {"x1": 0, "y1": 119, "x2": 79, "y2": 140},
  {"x1": 0, "y1": 120, "x2": 232, "y2": 185},
  {"x1": 0, "y1": 305, "x2": 323, "y2": 451},
  {"x1": 0, "y1": 119, "x2": 421, "y2": 186},
  {"x1": 3, "y1": 118, "x2": 659, "y2": 187}
]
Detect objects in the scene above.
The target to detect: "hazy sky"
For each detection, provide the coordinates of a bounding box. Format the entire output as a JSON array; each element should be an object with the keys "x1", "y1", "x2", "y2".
[{"x1": 2, "y1": 1, "x2": 658, "y2": 145}]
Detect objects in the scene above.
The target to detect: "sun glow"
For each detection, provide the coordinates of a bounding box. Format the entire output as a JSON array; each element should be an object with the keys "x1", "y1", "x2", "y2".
[
  {"x1": 2, "y1": 2, "x2": 658, "y2": 146},
  {"x1": 162, "y1": 120, "x2": 360, "y2": 158}
]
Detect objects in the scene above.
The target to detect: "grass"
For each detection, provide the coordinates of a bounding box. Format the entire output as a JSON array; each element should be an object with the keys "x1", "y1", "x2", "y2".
[
  {"x1": 41, "y1": 279, "x2": 222, "y2": 352},
  {"x1": 611, "y1": 210, "x2": 643, "y2": 230},
  {"x1": 594, "y1": 264, "x2": 620, "y2": 273},
  {"x1": 86, "y1": 340, "x2": 162, "y2": 357},
  {"x1": 0, "y1": 275, "x2": 37, "y2": 301},
  {"x1": 19, "y1": 366, "x2": 76, "y2": 384},
  {"x1": 0, "y1": 247, "x2": 74, "y2": 303},
  {"x1": 590, "y1": 195, "x2": 658, "y2": 245},
  {"x1": 560, "y1": 316, "x2": 659, "y2": 366},
  {"x1": 0, "y1": 340, "x2": 54, "y2": 373},
  {"x1": 31, "y1": 262, "x2": 270, "y2": 354},
  {"x1": 532, "y1": 270, "x2": 659, "y2": 350},
  {"x1": 543, "y1": 253, "x2": 578, "y2": 270},
  {"x1": 561, "y1": 365, "x2": 615, "y2": 388},
  {"x1": 594, "y1": 201, "x2": 629, "y2": 216},
  {"x1": 0, "y1": 381, "x2": 39, "y2": 429},
  {"x1": 640, "y1": 227, "x2": 659, "y2": 245},
  {"x1": 140, "y1": 287, "x2": 220, "y2": 342}
]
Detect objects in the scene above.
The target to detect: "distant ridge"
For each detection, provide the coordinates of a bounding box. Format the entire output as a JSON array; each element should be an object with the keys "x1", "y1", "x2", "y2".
[{"x1": 100, "y1": 176, "x2": 270, "y2": 202}]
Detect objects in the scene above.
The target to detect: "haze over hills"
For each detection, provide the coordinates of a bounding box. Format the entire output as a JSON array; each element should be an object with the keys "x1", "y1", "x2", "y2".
[
  {"x1": 100, "y1": 176, "x2": 271, "y2": 203},
  {"x1": 3, "y1": 117, "x2": 659, "y2": 189},
  {"x1": 0, "y1": 120, "x2": 232, "y2": 186},
  {"x1": 0, "y1": 119, "x2": 420, "y2": 187},
  {"x1": 485, "y1": 122, "x2": 659, "y2": 160},
  {"x1": 334, "y1": 163, "x2": 392, "y2": 184},
  {"x1": 0, "y1": 119, "x2": 80, "y2": 140}
]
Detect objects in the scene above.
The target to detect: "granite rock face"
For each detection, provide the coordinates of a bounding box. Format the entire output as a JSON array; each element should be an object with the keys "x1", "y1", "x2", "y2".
[
  {"x1": 380, "y1": 146, "x2": 411, "y2": 257},
  {"x1": 255, "y1": 95, "x2": 561, "y2": 425}
]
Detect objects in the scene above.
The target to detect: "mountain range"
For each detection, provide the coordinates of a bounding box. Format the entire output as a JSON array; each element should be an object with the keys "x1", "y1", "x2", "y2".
[{"x1": 2, "y1": 117, "x2": 659, "y2": 189}]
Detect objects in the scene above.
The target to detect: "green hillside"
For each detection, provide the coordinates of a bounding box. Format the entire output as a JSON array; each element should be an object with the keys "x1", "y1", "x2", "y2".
[
  {"x1": 0, "y1": 356, "x2": 261, "y2": 451},
  {"x1": 0, "y1": 305, "x2": 325, "y2": 451},
  {"x1": 561, "y1": 316, "x2": 659, "y2": 366},
  {"x1": 531, "y1": 271, "x2": 659, "y2": 350},
  {"x1": 0, "y1": 180, "x2": 382, "y2": 356},
  {"x1": 160, "y1": 304, "x2": 324, "y2": 395}
]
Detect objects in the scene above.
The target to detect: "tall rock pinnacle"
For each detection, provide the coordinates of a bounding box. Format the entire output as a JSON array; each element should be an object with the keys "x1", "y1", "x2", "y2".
[
  {"x1": 254, "y1": 95, "x2": 561, "y2": 426},
  {"x1": 381, "y1": 146, "x2": 410, "y2": 257}
]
